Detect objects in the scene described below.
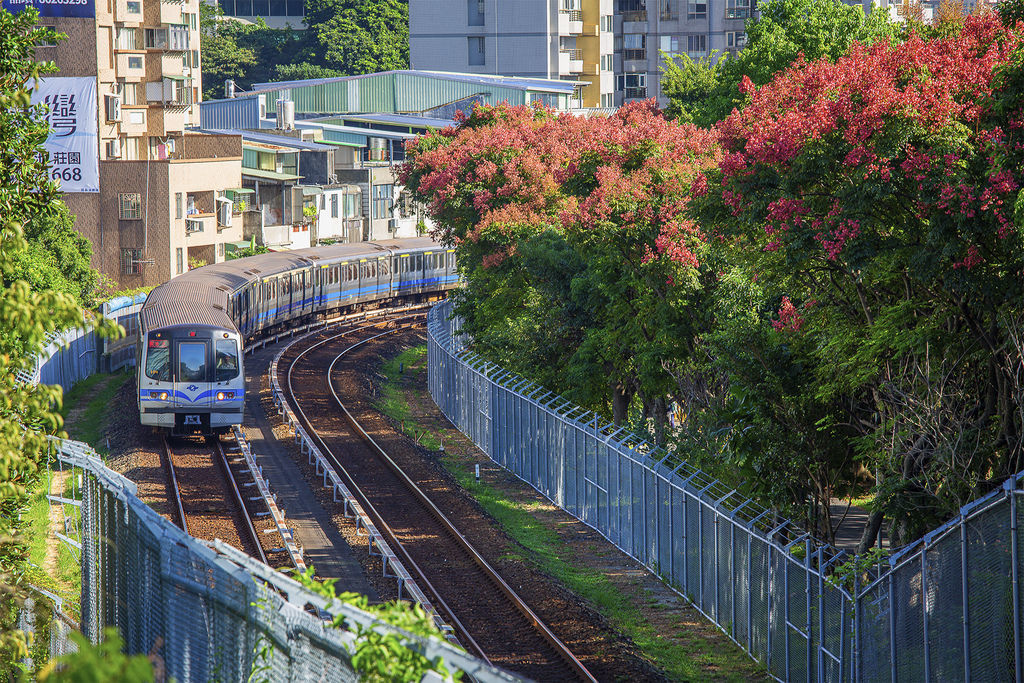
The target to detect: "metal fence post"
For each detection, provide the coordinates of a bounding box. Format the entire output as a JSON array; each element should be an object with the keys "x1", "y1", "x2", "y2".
[
  {"x1": 922, "y1": 543, "x2": 931, "y2": 682},
  {"x1": 1011, "y1": 490, "x2": 1021, "y2": 683},
  {"x1": 889, "y1": 570, "x2": 897, "y2": 683},
  {"x1": 962, "y1": 515, "x2": 971, "y2": 683},
  {"x1": 806, "y1": 539, "x2": 813, "y2": 683}
]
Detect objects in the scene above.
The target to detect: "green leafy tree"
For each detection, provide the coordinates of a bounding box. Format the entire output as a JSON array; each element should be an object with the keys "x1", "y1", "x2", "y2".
[
  {"x1": 273, "y1": 61, "x2": 343, "y2": 81},
  {"x1": 199, "y1": 3, "x2": 258, "y2": 99},
  {"x1": 302, "y1": 0, "x2": 408, "y2": 75},
  {"x1": 292, "y1": 567, "x2": 459, "y2": 682},
  {"x1": 0, "y1": 5, "x2": 119, "y2": 667},
  {"x1": 661, "y1": 0, "x2": 898, "y2": 126}
]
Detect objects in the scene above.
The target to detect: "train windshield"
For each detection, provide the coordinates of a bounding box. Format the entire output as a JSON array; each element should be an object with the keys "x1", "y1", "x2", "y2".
[
  {"x1": 215, "y1": 339, "x2": 239, "y2": 382},
  {"x1": 178, "y1": 342, "x2": 207, "y2": 382},
  {"x1": 145, "y1": 338, "x2": 171, "y2": 381}
]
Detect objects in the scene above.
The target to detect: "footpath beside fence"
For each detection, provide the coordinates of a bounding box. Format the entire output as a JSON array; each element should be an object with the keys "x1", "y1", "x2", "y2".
[{"x1": 426, "y1": 300, "x2": 1024, "y2": 682}]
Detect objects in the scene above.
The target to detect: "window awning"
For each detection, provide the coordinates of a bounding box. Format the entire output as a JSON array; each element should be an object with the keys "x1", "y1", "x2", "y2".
[
  {"x1": 225, "y1": 187, "x2": 254, "y2": 194},
  {"x1": 242, "y1": 167, "x2": 301, "y2": 181},
  {"x1": 300, "y1": 186, "x2": 323, "y2": 196},
  {"x1": 163, "y1": 74, "x2": 187, "y2": 81}
]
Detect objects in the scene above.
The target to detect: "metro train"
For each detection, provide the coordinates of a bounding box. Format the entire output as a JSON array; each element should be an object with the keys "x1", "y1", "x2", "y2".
[{"x1": 138, "y1": 238, "x2": 457, "y2": 435}]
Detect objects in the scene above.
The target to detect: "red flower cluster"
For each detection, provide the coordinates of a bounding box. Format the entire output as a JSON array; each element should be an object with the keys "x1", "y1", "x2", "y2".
[{"x1": 402, "y1": 101, "x2": 720, "y2": 268}]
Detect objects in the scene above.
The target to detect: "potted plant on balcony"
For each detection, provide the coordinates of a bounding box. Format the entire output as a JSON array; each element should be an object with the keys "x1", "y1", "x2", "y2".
[
  {"x1": 233, "y1": 199, "x2": 247, "y2": 214},
  {"x1": 302, "y1": 204, "x2": 318, "y2": 232}
]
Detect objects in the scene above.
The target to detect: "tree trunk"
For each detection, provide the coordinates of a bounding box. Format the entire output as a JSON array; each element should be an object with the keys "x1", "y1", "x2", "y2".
[
  {"x1": 856, "y1": 509, "x2": 884, "y2": 555},
  {"x1": 611, "y1": 382, "x2": 632, "y2": 426}
]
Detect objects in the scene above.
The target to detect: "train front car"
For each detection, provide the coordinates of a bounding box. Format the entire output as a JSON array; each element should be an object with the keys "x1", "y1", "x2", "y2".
[{"x1": 138, "y1": 276, "x2": 245, "y2": 436}]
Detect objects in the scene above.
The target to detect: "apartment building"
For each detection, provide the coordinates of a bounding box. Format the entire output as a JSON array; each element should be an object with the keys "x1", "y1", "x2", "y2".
[
  {"x1": 410, "y1": 0, "x2": 616, "y2": 108},
  {"x1": 29, "y1": 0, "x2": 245, "y2": 288},
  {"x1": 613, "y1": 0, "x2": 753, "y2": 104}
]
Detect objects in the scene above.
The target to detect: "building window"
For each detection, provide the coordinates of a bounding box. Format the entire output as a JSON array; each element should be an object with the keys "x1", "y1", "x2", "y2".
[
  {"x1": 176, "y1": 247, "x2": 183, "y2": 275},
  {"x1": 618, "y1": 73, "x2": 647, "y2": 99},
  {"x1": 116, "y1": 27, "x2": 136, "y2": 50},
  {"x1": 175, "y1": 192, "x2": 183, "y2": 219},
  {"x1": 601, "y1": 15, "x2": 613, "y2": 31},
  {"x1": 468, "y1": 36, "x2": 486, "y2": 66},
  {"x1": 725, "y1": 0, "x2": 751, "y2": 18},
  {"x1": 127, "y1": 56, "x2": 143, "y2": 70},
  {"x1": 121, "y1": 248, "x2": 142, "y2": 275},
  {"x1": 218, "y1": 242, "x2": 225, "y2": 257},
  {"x1": 661, "y1": 0, "x2": 678, "y2": 19},
  {"x1": 623, "y1": 34, "x2": 645, "y2": 61},
  {"x1": 688, "y1": 0, "x2": 707, "y2": 18},
  {"x1": 467, "y1": 0, "x2": 484, "y2": 25},
  {"x1": 726, "y1": 31, "x2": 747, "y2": 49},
  {"x1": 687, "y1": 34, "x2": 707, "y2": 55},
  {"x1": 119, "y1": 193, "x2": 142, "y2": 220},
  {"x1": 331, "y1": 192, "x2": 339, "y2": 218},
  {"x1": 126, "y1": 0, "x2": 140, "y2": 12},
  {"x1": 371, "y1": 184, "x2": 393, "y2": 220}
]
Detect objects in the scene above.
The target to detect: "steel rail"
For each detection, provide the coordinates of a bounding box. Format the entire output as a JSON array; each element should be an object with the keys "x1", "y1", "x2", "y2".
[
  {"x1": 326, "y1": 327, "x2": 597, "y2": 683},
  {"x1": 215, "y1": 436, "x2": 269, "y2": 565},
  {"x1": 162, "y1": 437, "x2": 189, "y2": 536},
  {"x1": 283, "y1": 315, "x2": 486, "y2": 660},
  {"x1": 286, "y1": 321, "x2": 596, "y2": 682}
]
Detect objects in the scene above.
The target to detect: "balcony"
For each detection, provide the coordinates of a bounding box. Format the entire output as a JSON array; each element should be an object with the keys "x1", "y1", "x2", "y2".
[
  {"x1": 557, "y1": 9, "x2": 583, "y2": 35},
  {"x1": 159, "y1": 0, "x2": 182, "y2": 24},
  {"x1": 559, "y1": 47, "x2": 584, "y2": 74},
  {"x1": 185, "y1": 214, "x2": 215, "y2": 236},
  {"x1": 624, "y1": 87, "x2": 647, "y2": 99},
  {"x1": 622, "y1": 9, "x2": 647, "y2": 21},
  {"x1": 622, "y1": 48, "x2": 647, "y2": 62}
]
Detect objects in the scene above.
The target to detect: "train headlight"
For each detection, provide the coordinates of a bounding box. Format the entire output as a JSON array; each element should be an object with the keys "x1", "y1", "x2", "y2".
[
  {"x1": 216, "y1": 391, "x2": 235, "y2": 400},
  {"x1": 151, "y1": 391, "x2": 169, "y2": 400}
]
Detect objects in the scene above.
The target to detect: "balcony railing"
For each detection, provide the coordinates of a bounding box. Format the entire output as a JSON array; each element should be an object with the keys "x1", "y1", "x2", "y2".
[
  {"x1": 560, "y1": 48, "x2": 583, "y2": 60},
  {"x1": 624, "y1": 87, "x2": 647, "y2": 99},
  {"x1": 623, "y1": 48, "x2": 646, "y2": 61},
  {"x1": 725, "y1": 7, "x2": 751, "y2": 18},
  {"x1": 559, "y1": 8, "x2": 583, "y2": 20},
  {"x1": 622, "y1": 10, "x2": 647, "y2": 21}
]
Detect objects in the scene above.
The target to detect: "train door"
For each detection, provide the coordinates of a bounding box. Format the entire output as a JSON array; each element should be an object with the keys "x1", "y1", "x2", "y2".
[
  {"x1": 173, "y1": 335, "x2": 213, "y2": 426},
  {"x1": 378, "y1": 255, "x2": 392, "y2": 299}
]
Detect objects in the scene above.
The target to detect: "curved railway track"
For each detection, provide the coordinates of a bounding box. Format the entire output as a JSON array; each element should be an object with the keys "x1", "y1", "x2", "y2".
[
  {"x1": 277, "y1": 314, "x2": 597, "y2": 682},
  {"x1": 163, "y1": 434, "x2": 267, "y2": 564}
]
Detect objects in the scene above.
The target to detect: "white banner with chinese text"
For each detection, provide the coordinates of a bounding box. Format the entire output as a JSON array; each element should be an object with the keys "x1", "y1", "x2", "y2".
[{"x1": 32, "y1": 77, "x2": 99, "y2": 193}]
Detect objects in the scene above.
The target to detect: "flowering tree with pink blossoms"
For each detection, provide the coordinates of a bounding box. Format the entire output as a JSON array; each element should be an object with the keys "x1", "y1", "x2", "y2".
[
  {"x1": 696, "y1": 12, "x2": 1024, "y2": 547},
  {"x1": 401, "y1": 102, "x2": 720, "y2": 434}
]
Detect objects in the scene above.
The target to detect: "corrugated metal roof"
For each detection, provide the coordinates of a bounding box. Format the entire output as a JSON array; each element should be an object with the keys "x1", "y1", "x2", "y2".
[
  {"x1": 242, "y1": 167, "x2": 301, "y2": 181},
  {"x1": 243, "y1": 141, "x2": 300, "y2": 153},
  {"x1": 251, "y1": 70, "x2": 579, "y2": 94},
  {"x1": 300, "y1": 120, "x2": 416, "y2": 140},
  {"x1": 200, "y1": 128, "x2": 337, "y2": 152},
  {"x1": 335, "y1": 113, "x2": 456, "y2": 129}
]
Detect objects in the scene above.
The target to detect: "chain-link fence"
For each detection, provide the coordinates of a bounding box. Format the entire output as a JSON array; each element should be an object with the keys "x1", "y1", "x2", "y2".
[
  {"x1": 427, "y1": 300, "x2": 1024, "y2": 682},
  {"x1": 49, "y1": 437, "x2": 514, "y2": 682}
]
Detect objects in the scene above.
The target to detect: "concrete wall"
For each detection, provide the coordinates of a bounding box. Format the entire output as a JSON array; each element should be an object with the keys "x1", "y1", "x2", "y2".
[{"x1": 410, "y1": 0, "x2": 554, "y2": 78}]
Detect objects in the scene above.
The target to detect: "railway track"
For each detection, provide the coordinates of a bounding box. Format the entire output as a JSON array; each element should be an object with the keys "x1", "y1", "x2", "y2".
[
  {"x1": 163, "y1": 433, "x2": 268, "y2": 564},
  {"x1": 278, "y1": 314, "x2": 597, "y2": 682}
]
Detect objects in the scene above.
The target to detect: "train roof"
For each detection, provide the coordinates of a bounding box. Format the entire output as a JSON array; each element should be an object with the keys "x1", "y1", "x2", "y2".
[{"x1": 138, "y1": 238, "x2": 446, "y2": 332}]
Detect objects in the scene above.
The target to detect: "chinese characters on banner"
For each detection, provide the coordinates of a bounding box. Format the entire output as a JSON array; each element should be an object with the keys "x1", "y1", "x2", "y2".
[{"x1": 31, "y1": 77, "x2": 99, "y2": 193}]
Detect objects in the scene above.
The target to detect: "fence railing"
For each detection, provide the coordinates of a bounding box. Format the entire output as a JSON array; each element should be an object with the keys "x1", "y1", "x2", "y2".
[
  {"x1": 50, "y1": 436, "x2": 514, "y2": 682},
  {"x1": 426, "y1": 300, "x2": 1024, "y2": 682}
]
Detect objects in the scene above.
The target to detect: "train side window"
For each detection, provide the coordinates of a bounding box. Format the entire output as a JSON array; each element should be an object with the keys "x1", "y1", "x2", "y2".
[
  {"x1": 145, "y1": 338, "x2": 171, "y2": 381},
  {"x1": 333, "y1": 266, "x2": 340, "y2": 284},
  {"x1": 215, "y1": 339, "x2": 239, "y2": 382},
  {"x1": 178, "y1": 341, "x2": 208, "y2": 382},
  {"x1": 379, "y1": 258, "x2": 390, "y2": 277},
  {"x1": 415, "y1": 253, "x2": 422, "y2": 271}
]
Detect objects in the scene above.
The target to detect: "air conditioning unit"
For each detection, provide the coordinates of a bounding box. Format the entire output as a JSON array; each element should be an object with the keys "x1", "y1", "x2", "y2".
[
  {"x1": 106, "y1": 138, "x2": 122, "y2": 159},
  {"x1": 105, "y1": 94, "x2": 122, "y2": 122},
  {"x1": 217, "y1": 197, "x2": 233, "y2": 227}
]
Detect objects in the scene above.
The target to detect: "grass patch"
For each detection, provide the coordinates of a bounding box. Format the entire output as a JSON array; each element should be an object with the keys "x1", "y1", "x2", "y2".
[
  {"x1": 376, "y1": 345, "x2": 765, "y2": 681},
  {"x1": 60, "y1": 370, "x2": 132, "y2": 453},
  {"x1": 376, "y1": 347, "x2": 443, "y2": 450}
]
